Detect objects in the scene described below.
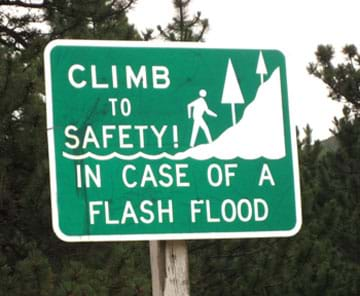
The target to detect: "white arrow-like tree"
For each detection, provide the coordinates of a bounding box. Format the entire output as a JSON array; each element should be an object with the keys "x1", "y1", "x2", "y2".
[
  {"x1": 256, "y1": 51, "x2": 268, "y2": 84},
  {"x1": 221, "y1": 58, "x2": 245, "y2": 126}
]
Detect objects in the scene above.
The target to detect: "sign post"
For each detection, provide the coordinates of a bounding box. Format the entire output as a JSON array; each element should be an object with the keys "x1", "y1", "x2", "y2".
[
  {"x1": 150, "y1": 240, "x2": 190, "y2": 296},
  {"x1": 44, "y1": 40, "x2": 301, "y2": 293},
  {"x1": 150, "y1": 241, "x2": 166, "y2": 295}
]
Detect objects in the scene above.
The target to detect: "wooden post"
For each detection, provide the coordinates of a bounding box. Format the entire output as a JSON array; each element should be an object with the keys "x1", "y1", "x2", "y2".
[
  {"x1": 150, "y1": 240, "x2": 190, "y2": 296},
  {"x1": 150, "y1": 241, "x2": 166, "y2": 296}
]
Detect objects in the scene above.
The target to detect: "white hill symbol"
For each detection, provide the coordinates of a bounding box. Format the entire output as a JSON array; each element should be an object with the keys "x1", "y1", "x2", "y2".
[{"x1": 174, "y1": 67, "x2": 286, "y2": 160}]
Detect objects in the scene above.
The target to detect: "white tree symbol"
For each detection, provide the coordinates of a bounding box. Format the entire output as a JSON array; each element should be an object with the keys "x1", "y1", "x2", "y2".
[
  {"x1": 221, "y1": 58, "x2": 245, "y2": 126},
  {"x1": 256, "y1": 51, "x2": 268, "y2": 84}
]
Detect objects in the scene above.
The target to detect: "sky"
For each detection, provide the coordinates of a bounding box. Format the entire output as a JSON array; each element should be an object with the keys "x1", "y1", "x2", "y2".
[{"x1": 127, "y1": 0, "x2": 360, "y2": 140}]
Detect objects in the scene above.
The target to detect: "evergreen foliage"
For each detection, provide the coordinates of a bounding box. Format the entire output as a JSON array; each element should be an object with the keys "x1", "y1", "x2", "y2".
[
  {"x1": 308, "y1": 44, "x2": 360, "y2": 115},
  {"x1": 157, "y1": 0, "x2": 208, "y2": 41}
]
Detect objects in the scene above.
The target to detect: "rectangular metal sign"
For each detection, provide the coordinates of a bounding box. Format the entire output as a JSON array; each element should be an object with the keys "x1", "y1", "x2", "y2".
[{"x1": 44, "y1": 40, "x2": 302, "y2": 241}]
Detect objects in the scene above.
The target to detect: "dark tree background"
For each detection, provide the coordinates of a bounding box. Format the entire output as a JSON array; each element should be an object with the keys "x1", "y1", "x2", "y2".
[{"x1": 0, "y1": 0, "x2": 359, "y2": 295}]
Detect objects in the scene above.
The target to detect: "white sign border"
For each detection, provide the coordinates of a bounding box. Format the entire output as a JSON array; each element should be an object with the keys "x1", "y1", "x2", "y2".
[{"x1": 44, "y1": 39, "x2": 302, "y2": 242}]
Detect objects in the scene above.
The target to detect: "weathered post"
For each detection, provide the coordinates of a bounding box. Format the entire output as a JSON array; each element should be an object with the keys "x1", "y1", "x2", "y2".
[
  {"x1": 150, "y1": 240, "x2": 190, "y2": 296},
  {"x1": 150, "y1": 241, "x2": 166, "y2": 296}
]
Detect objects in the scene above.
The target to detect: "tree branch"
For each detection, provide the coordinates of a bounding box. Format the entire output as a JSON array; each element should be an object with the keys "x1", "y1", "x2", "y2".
[
  {"x1": 0, "y1": 55, "x2": 11, "y2": 99},
  {"x1": 0, "y1": 0, "x2": 47, "y2": 9},
  {"x1": 0, "y1": 26, "x2": 28, "y2": 48}
]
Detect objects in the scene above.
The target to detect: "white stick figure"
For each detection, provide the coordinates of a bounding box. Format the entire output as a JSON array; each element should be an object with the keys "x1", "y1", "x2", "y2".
[{"x1": 187, "y1": 89, "x2": 217, "y2": 147}]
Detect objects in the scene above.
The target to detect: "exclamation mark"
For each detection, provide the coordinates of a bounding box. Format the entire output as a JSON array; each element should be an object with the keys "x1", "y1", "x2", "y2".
[{"x1": 173, "y1": 125, "x2": 179, "y2": 148}]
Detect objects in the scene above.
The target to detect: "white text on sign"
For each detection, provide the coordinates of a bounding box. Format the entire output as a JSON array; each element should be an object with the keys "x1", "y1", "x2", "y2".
[{"x1": 68, "y1": 64, "x2": 171, "y2": 89}]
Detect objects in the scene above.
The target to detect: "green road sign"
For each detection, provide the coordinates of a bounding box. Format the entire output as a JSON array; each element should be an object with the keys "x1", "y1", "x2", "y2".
[{"x1": 44, "y1": 40, "x2": 302, "y2": 242}]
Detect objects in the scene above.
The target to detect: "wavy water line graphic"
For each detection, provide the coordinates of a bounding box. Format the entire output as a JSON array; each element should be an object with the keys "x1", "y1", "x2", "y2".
[{"x1": 62, "y1": 151, "x2": 186, "y2": 161}]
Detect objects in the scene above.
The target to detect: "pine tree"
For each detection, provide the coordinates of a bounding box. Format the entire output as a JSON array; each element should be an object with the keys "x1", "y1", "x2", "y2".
[
  {"x1": 256, "y1": 51, "x2": 268, "y2": 84},
  {"x1": 308, "y1": 44, "x2": 360, "y2": 115},
  {"x1": 44, "y1": 0, "x2": 140, "y2": 40},
  {"x1": 157, "y1": 0, "x2": 208, "y2": 41},
  {"x1": 221, "y1": 58, "x2": 245, "y2": 126}
]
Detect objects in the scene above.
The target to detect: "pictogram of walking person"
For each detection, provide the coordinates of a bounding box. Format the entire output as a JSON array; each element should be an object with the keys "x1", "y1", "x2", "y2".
[{"x1": 187, "y1": 89, "x2": 217, "y2": 147}]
